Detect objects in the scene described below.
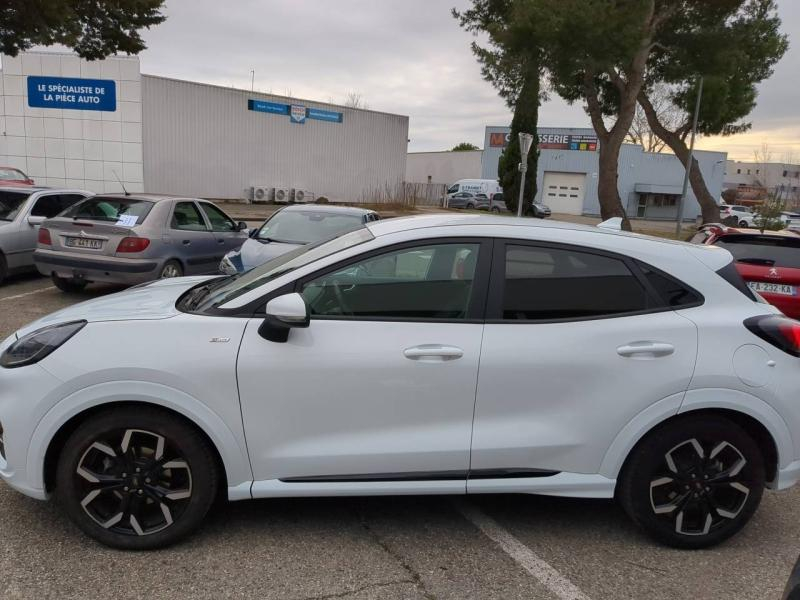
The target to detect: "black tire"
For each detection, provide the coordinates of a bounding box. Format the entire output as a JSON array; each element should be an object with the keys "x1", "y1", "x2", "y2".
[
  {"x1": 739, "y1": 220, "x2": 749, "y2": 228},
  {"x1": 618, "y1": 414, "x2": 765, "y2": 549},
  {"x1": 55, "y1": 406, "x2": 219, "y2": 550},
  {"x1": 0, "y1": 252, "x2": 6, "y2": 285},
  {"x1": 159, "y1": 260, "x2": 183, "y2": 279},
  {"x1": 51, "y1": 273, "x2": 88, "y2": 293},
  {"x1": 491, "y1": 206, "x2": 501, "y2": 213},
  {"x1": 466, "y1": 203, "x2": 475, "y2": 210}
]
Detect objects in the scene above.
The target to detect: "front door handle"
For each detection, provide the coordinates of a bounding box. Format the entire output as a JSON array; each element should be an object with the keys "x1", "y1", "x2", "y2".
[
  {"x1": 182, "y1": 240, "x2": 191, "y2": 245},
  {"x1": 403, "y1": 344, "x2": 464, "y2": 362},
  {"x1": 617, "y1": 341, "x2": 675, "y2": 359}
]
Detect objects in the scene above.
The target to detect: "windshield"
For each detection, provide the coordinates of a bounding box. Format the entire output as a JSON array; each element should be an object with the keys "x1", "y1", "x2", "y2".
[
  {"x1": 192, "y1": 227, "x2": 375, "y2": 311},
  {"x1": 0, "y1": 190, "x2": 32, "y2": 221},
  {"x1": 62, "y1": 197, "x2": 155, "y2": 224},
  {"x1": 0, "y1": 168, "x2": 25, "y2": 181},
  {"x1": 257, "y1": 210, "x2": 365, "y2": 244},
  {"x1": 715, "y1": 235, "x2": 800, "y2": 269}
]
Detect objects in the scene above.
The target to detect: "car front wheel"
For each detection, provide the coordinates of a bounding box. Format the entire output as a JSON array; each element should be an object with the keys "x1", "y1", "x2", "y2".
[
  {"x1": 739, "y1": 220, "x2": 749, "y2": 228},
  {"x1": 618, "y1": 414, "x2": 765, "y2": 549},
  {"x1": 55, "y1": 406, "x2": 219, "y2": 550}
]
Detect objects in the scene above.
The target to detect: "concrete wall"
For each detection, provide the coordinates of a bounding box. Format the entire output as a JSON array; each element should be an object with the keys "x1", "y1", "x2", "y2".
[
  {"x1": 142, "y1": 76, "x2": 409, "y2": 202},
  {"x1": 405, "y1": 150, "x2": 482, "y2": 185},
  {"x1": 482, "y1": 126, "x2": 727, "y2": 220},
  {"x1": 0, "y1": 51, "x2": 143, "y2": 193}
]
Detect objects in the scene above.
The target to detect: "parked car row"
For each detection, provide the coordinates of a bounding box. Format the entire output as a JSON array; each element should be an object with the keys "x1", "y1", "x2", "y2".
[
  {"x1": 447, "y1": 191, "x2": 552, "y2": 218},
  {"x1": 0, "y1": 187, "x2": 383, "y2": 290}
]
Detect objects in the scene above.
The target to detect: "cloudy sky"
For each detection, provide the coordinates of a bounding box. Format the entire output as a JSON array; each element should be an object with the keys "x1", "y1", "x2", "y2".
[{"x1": 135, "y1": 0, "x2": 798, "y2": 161}]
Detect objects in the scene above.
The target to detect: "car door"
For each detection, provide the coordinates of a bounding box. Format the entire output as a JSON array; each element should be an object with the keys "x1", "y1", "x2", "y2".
[
  {"x1": 199, "y1": 202, "x2": 246, "y2": 256},
  {"x1": 236, "y1": 238, "x2": 491, "y2": 490},
  {"x1": 168, "y1": 201, "x2": 219, "y2": 275},
  {"x1": 468, "y1": 240, "x2": 698, "y2": 489}
]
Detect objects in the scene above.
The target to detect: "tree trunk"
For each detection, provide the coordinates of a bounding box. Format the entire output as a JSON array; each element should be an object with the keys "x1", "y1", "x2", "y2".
[
  {"x1": 638, "y1": 91, "x2": 720, "y2": 224},
  {"x1": 596, "y1": 133, "x2": 632, "y2": 230}
]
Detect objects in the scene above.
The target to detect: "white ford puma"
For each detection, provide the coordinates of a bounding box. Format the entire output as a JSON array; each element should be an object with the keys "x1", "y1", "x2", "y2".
[{"x1": 1, "y1": 214, "x2": 799, "y2": 550}]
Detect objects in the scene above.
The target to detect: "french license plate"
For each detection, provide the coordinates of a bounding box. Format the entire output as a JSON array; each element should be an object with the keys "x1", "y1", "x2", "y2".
[
  {"x1": 65, "y1": 237, "x2": 102, "y2": 250},
  {"x1": 747, "y1": 281, "x2": 796, "y2": 296}
]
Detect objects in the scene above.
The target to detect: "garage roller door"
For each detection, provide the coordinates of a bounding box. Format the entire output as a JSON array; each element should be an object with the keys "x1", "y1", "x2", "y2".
[{"x1": 542, "y1": 172, "x2": 586, "y2": 215}]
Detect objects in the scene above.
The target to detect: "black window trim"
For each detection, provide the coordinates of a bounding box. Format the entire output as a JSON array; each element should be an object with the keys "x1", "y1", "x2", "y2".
[
  {"x1": 484, "y1": 238, "x2": 703, "y2": 324},
  {"x1": 292, "y1": 236, "x2": 494, "y2": 324}
]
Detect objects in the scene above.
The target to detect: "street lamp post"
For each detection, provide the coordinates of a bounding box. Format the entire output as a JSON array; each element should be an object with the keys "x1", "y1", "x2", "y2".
[
  {"x1": 675, "y1": 76, "x2": 704, "y2": 239},
  {"x1": 517, "y1": 132, "x2": 535, "y2": 217}
]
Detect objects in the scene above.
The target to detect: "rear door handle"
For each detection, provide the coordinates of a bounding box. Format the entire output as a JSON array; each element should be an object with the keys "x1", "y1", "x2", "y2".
[
  {"x1": 403, "y1": 344, "x2": 464, "y2": 362},
  {"x1": 617, "y1": 341, "x2": 675, "y2": 359},
  {"x1": 182, "y1": 240, "x2": 191, "y2": 245}
]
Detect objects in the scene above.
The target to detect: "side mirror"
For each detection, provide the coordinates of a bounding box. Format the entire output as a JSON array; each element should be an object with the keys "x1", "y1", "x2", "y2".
[
  {"x1": 259, "y1": 293, "x2": 310, "y2": 342},
  {"x1": 27, "y1": 215, "x2": 46, "y2": 226},
  {"x1": 237, "y1": 221, "x2": 249, "y2": 231}
]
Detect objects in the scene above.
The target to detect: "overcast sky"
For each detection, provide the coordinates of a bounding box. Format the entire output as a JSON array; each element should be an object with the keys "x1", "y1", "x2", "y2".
[{"x1": 134, "y1": 0, "x2": 799, "y2": 161}]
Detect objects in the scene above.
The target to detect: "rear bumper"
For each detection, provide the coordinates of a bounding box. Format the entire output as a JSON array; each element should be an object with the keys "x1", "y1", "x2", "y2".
[{"x1": 34, "y1": 249, "x2": 160, "y2": 285}]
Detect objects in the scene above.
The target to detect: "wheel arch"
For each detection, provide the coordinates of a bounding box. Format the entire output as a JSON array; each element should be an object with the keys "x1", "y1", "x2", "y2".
[
  {"x1": 42, "y1": 401, "x2": 229, "y2": 497},
  {"x1": 29, "y1": 383, "x2": 253, "y2": 498},
  {"x1": 600, "y1": 390, "x2": 788, "y2": 489}
]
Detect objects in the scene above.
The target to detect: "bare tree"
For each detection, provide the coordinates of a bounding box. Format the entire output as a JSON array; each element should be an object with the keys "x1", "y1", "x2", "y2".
[
  {"x1": 344, "y1": 91, "x2": 368, "y2": 110},
  {"x1": 625, "y1": 85, "x2": 685, "y2": 152}
]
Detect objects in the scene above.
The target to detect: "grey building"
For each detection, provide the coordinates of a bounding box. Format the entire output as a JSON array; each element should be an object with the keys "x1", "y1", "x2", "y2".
[
  {"x1": 482, "y1": 127, "x2": 727, "y2": 220},
  {"x1": 1, "y1": 51, "x2": 409, "y2": 203}
]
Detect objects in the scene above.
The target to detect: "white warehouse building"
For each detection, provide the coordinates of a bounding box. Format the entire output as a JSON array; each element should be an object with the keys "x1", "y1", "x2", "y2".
[{"x1": 0, "y1": 51, "x2": 409, "y2": 202}]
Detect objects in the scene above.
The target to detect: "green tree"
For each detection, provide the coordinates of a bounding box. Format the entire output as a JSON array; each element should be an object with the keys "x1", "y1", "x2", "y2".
[
  {"x1": 637, "y1": 0, "x2": 787, "y2": 225},
  {"x1": 1, "y1": 0, "x2": 166, "y2": 59},
  {"x1": 451, "y1": 142, "x2": 480, "y2": 151},
  {"x1": 754, "y1": 194, "x2": 786, "y2": 232},
  {"x1": 454, "y1": 0, "x2": 541, "y2": 216}
]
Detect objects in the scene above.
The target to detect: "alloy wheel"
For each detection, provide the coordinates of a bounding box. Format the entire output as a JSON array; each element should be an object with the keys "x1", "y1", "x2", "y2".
[
  {"x1": 161, "y1": 263, "x2": 181, "y2": 278},
  {"x1": 75, "y1": 429, "x2": 193, "y2": 537},
  {"x1": 649, "y1": 438, "x2": 750, "y2": 536}
]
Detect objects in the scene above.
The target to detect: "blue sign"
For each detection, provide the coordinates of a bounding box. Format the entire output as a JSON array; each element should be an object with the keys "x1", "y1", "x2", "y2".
[
  {"x1": 248, "y1": 99, "x2": 342, "y2": 124},
  {"x1": 27, "y1": 76, "x2": 116, "y2": 111}
]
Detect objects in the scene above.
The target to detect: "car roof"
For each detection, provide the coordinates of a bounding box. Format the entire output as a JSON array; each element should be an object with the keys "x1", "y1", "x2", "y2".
[
  {"x1": 278, "y1": 204, "x2": 376, "y2": 216},
  {"x1": 0, "y1": 185, "x2": 49, "y2": 192},
  {"x1": 88, "y1": 193, "x2": 200, "y2": 203}
]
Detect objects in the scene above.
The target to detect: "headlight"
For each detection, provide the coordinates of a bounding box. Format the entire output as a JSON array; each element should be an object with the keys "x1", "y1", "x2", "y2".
[
  {"x1": 0, "y1": 321, "x2": 87, "y2": 369},
  {"x1": 219, "y1": 252, "x2": 242, "y2": 275}
]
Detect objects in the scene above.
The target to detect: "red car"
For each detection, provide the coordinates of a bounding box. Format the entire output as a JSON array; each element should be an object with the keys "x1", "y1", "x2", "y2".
[
  {"x1": 0, "y1": 166, "x2": 34, "y2": 185},
  {"x1": 691, "y1": 224, "x2": 800, "y2": 318}
]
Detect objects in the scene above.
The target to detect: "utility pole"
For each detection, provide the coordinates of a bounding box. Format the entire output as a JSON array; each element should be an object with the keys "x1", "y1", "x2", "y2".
[
  {"x1": 517, "y1": 132, "x2": 535, "y2": 217},
  {"x1": 250, "y1": 70, "x2": 255, "y2": 92},
  {"x1": 675, "y1": 76, "x2": 704, "y2": 238}
]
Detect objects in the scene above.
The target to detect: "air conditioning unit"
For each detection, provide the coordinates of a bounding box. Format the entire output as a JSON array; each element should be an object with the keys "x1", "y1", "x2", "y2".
[
  {"x1": 251, "y1": 186, "x2": 273, "y2": 203},
  {"x1": 292, "y1": 189, "x2": 313, "y2": 203},
  {"x1": 274, "y1": 187, "x2": 290, "y2": 204}
]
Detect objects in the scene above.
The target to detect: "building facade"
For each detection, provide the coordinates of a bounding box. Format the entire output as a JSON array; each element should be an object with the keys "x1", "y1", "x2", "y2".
[
  {"x1": 482, "y1": 127, "x2": 726, "y2": 220},
  {"x1": 1, "y1": 51, "x2": 409, "y2": 202},
  {"x1": 723, "y1": 159, "x2": 800, "y2": 207},
  {"x1": 406, "y1": 150, "x2": 483, "y2": 185}
]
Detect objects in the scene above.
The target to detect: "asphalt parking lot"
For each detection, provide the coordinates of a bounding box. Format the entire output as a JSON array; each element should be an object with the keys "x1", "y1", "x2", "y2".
[{"x1": 0, "y1": 272, "x2": 798, "y2": 600}]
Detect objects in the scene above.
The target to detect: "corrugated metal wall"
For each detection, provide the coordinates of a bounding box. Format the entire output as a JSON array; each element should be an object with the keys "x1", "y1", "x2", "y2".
[{"x1": 142, "y1": 76, "x2": 409, "y2": 202}]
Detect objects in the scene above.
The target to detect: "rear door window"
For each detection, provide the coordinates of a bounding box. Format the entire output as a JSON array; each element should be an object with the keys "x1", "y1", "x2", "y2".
[
  {"x1": 714, "y1": 235, "x2": 800, "y2": 269},
  {"x1": 62, "y1": 197, "x2": 154, "y2": 225},
  {"x1": 171, "y1": 202, "x2": 208, "y2": 231}
]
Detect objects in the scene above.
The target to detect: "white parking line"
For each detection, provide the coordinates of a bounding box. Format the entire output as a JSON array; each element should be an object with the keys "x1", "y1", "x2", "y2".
[
  {"x1": 456, "y1": 501, "x2": 592, "y2": 600},
  {"x1": 0, "y1": 286, "x2": 56, "y2": 302}
]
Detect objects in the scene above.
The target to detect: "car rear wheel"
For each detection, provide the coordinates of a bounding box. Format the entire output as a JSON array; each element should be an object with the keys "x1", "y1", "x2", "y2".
[
  {"x1": 0, "y1": 253, "x2": 6, "y2": 285},
  {"x1": 618, "y1": 414, "x2": 765, "y2": 549},
  {"x1": 466, "y1": 203, "x2": 475, "y2": 210},
  {"x1": 55, "y1": 406, "x2": 219, "y2": 550},
  {"x1": 491, "y1": 206, "x2": 501, "y2": 213},
  {"x1": 51, "y1": 273, "x2": 88, "y2": 293},
  {"x1": 159, "y1": 260, "x2": 183, "y2": 279},
  {"x1": 739, "y1": 220, "x2": 749, "y2": 228}
]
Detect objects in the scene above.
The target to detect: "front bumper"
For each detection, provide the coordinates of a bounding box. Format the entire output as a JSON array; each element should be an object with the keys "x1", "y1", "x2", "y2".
[{"x1": 34, "y1": 249, "x2": 160, "y2": 285}]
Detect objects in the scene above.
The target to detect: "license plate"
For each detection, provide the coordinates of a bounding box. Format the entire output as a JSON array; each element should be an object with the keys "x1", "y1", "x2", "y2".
[
  {"x1": 747, "y1": 281, "x2": 796, "y2": 296},
  {"x1": 65, "y1": 237, "x2": 103, "y2": 249}
]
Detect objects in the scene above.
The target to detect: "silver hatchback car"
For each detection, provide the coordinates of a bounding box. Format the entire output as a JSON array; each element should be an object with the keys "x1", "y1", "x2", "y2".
[
  {"x1": 34, "y1": 194, "x2": 249, "y2": 291},
  {"x1": 0, "y1": 186, "x2": 92, "y2": 284}
]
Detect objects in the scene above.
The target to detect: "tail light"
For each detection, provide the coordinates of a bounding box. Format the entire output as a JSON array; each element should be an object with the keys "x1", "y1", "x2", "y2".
[
  {"x1": 745, "y1": 315, "x2": 800, "y2": 357},
  {"x1": 116, "y1": 237, "x2": 150, "y2": 253},
  {"x1": 38, "y1": 228, "x2": 51, "y2": 246}
]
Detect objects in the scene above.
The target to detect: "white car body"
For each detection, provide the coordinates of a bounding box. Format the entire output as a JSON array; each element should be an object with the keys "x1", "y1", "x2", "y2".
[
  {"x1": 1, "y1": 214, "x2": 799, "y2": 544},
  {"x1": 446, "y1": 179, "x2": 502, "y2": 201}
]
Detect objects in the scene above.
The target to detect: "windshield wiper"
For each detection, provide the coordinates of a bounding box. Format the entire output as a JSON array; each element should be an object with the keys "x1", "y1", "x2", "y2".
[{"x1": 737, "y1": 257, "x2": 775, "y2": 266}]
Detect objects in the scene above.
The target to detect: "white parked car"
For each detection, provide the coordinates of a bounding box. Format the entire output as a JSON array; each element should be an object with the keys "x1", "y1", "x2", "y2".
[
  {"x1": 720, "y1": 204, "x2": 758, "y2": 227},
  {"x1": 1, "y1": 214, "x2": 799, "y2": 550}
]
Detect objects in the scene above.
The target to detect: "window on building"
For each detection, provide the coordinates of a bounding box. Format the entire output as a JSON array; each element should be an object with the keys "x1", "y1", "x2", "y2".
[
  {"x1": 783, "y1": 170, "x2": 789, "y2": 177},
  {"x1": 747, "y1": 169, "x2": 751, "y2": 175},
  {"x1": 737, "y1": 169, "x2": 741, "y2": 174},
  {"x1": 500, "y1": 245, "x2": 651, "y2": 320},
  {"x1": 756, "y1": 169, "x2": 760, "y2": 175}
]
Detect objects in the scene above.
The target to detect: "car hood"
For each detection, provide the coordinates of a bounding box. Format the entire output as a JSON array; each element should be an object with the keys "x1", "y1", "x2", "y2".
[
  {"x1": 235, "y1": 238, "x2": 303, "y2": 271},
  {"x1": 15, "y1": 275, "x2": 216, "y2": 337}
]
